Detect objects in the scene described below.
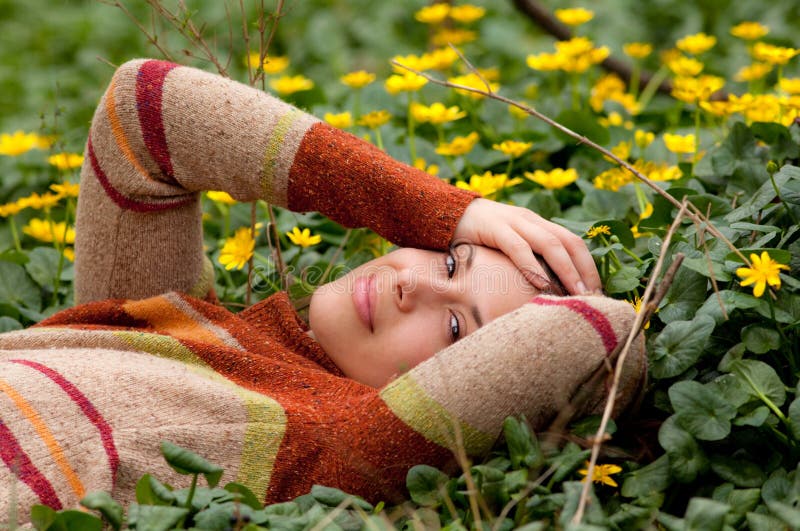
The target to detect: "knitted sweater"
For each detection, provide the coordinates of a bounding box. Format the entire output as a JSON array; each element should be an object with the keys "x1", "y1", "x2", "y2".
[{"x1": 0, "y1": 59, "x2": 647, "y2": 518}]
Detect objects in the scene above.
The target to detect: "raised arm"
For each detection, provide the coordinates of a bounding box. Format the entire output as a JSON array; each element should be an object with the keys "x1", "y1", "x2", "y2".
[{"x1": 75, "y1": 59, "x2": 477, "y2": 303}]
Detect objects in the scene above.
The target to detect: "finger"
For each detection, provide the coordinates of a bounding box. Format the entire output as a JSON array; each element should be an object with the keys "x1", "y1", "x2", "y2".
[
  {"x1": 494, "y1": 228, "x2": 552, "y2": 291},
  {"x1": 525, "y1": 230, "x2": 587, "y2": 294},
  {"x1": 543, "y1": 222, "x2": 602, "y2": 292}
]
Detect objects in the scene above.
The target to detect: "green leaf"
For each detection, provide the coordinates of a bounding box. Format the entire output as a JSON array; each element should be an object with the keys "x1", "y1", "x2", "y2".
[
  {"x1": 621, "y1": 454, "x2": 671, "y2": 499},
  {"x1": 46, "y1": 510, "x2": 103, "y2": 531},
  {"x1": 160, "y1": 440, "x2": 223, "y2": 487},
  {"x1": 581, "y1": 187, "x2": 633, "y2": 220},
  {"x1": 224, "y1": 482, "x2": 263, "y2": 510},
  {"x1": 193, "y1": 501, "x2": 258, "y2": 530},
  {"x1": 733, "y1": 405, "x2": 771, "y2": 427},
  {"x1": 555, "y1": 109, "x2": 610, "y2": 146},
  {"x1": 30, "y1": 504, "x2": 57, "y2": 531},
  {"x1": 669, "y1": 380, "x2": 737, "y2": 441},
  {"x1": 726, "y1": 163, "x2": 794, "y2": 222},
  {"x1": 650, "y1": 315, "x2": 715, "y2": 379},
  {"x1": 0, "y1": 315, "x2": 22, "y2": 332},
  {"x1": 741, "y1": 324, "x2": 782, "y2": 354},
  {"x1": 709, "y1": 455, "x2": 767, "y2": 488},
  {"x1": 766, "y1": 500, "x2": 800, "y2": 528},
  {"x1": 406, "y1": 465, "x2": 449, "y2": 507},
  {"x1": 751, "y1": 122, "x2": 800, "y2": 161},
  {"x1": 658, "y1": 416, "x2": 708, "y2": 483},
  {"x1": 503, "y1": 416, "x2": 542, "y2": 469},
  {"x1": 548, "y1": 442, "x2": 590, "y2": 483},
  {"x1": 0, "y1": 260, "x2": 40, "y2": 310},
  {"x1": 135, "y1": 474, "x2": 174, "y2": 505},
  {"x1": 126, "y1": 503, "x2": 189, "y2": 531},
  {"x1": 726, "y1": 248, "x2": 792, "y2": 265},
  {"x1": 311, "y1": 484, "x2": 372, "y2": 511},
  {"x1": 605, "y1": 265, "x2": 641, "y2": 293},
  {"x1": 24, "y1": 247, "x2": 61, "y2": 288},
  {"x1": 559, "y1": 481, "x2": 607, "y2": 528},
  {"x1": 728, "y1": 359, "x2": 787, "y2": 408},
  {"x1": 684, "y1": 498, "x2": 730, "y2": 531},
  {"x1": 746, "y1": 512, "x2": 788, "y2": 531},
  {"x1": 787, "y1": 397, "x2": 800, "y2": 441},
  {"x1": 697, "y1": 290, "x2": 761, "y2": 325},
  {"x1": 80, "y1": 491, "x2": 124, "y2": 530},
  {"x1": 659, "y1": 267, "x2": 708, "y2": 323}
]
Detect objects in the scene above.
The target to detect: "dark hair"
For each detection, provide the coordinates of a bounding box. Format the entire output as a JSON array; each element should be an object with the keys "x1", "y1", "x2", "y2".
[{"x1": 533, "y1": 252, "x2": 567, "y2": 296}]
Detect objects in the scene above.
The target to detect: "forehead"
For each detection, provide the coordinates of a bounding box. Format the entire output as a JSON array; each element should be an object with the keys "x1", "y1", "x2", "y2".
[{"x1": 456, "y1": 245, "x2": 538, "y2": 321}]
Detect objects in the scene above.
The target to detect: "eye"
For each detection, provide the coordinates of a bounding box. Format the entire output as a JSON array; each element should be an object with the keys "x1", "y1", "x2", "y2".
[
  {"x1": 449, "y1": 311, "x2": 461, "y2": 342},
  {"x1": 445, "y1": 251, "x2": 457, "y2": 278}
]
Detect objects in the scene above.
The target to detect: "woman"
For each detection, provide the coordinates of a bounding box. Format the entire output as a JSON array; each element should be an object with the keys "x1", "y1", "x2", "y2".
[{"x1": 0, "y1": 59, "x2": 645, "y2": 517}]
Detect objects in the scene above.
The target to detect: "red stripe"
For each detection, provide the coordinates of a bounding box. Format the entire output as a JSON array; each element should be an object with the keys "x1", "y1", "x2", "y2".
[
  {"x1": 87, "y1": 137, "x2": 194, "y2": 212},
  {"x1": 530, "y1": 297, "x2": 618, "y2": 354},
  {"x1": 10, "y1": 359, "x2": 120, "y2": 484},
  {"x1": 0, "y1": 419, "x2": 62, "y2": 509},
  {"x1": 136, "y1": 59, "x2": 179, "y2": 182}
]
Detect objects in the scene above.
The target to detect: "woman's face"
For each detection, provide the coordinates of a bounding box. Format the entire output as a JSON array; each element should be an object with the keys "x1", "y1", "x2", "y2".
[{"x1": 308, "y1": 244, "x2": 538, "y2": 387}]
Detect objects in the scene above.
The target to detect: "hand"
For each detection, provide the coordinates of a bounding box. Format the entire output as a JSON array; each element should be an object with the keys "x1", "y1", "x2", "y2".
[{"x1": 453, "y1": 198, "x2": 601, "y2": 295}]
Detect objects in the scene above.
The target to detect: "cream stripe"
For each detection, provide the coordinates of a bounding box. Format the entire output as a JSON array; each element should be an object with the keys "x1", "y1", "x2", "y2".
[
  {"x1": 164, "y1": 292, "x2": 243, "y2": 350},
  {"x1": 0, "y1": 377, "x2": 86, "y2": 499},
  {"x1": 112, "y1": 331, "x2": 285, "y2": 498},
  {"x1": 261, "y1": 110, "x2": 302, "y2": 203},
  {"x1": 380, "y1": 374, "x2": 495, "y2": 455},
  {"x1": 104, "y1": 76, "x2": 153, "y2": 181}
]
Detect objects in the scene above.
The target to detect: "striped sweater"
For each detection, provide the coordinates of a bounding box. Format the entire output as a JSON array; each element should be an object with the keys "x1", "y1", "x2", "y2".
[{"x1": 0, "y1": 59, "x2": 647, "y2": 519}]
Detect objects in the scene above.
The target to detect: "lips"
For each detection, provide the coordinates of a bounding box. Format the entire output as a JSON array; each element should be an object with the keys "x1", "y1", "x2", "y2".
[{"x1": 353, "y1": 274, "x2": 375, "y2": 332}]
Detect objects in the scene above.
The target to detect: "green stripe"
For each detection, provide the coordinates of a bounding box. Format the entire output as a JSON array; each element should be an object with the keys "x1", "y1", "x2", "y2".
[
  {"x1": 261, "y1": 110, "x2": 302, "y2": 200},
  {"x1": 380, "y1": 374, "x2": 495, "y2": 455},
  {"x1": 186, "y1": 256, "x2": 216, "y2": 301}
]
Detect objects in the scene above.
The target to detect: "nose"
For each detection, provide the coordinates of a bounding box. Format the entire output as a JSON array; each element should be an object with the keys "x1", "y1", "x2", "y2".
[{"x1": 395, "y1": 264, "x2": 453, "y2": 312}]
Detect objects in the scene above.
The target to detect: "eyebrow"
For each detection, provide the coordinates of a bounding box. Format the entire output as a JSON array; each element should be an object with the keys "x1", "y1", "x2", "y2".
[{"x1": 461, "y1": 244, "x2": 484, "y2": 329}]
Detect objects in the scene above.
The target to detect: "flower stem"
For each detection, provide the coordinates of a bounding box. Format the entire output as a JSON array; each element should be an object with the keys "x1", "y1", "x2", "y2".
[{"x1": 407, "y1": 93, "x2": 417, "y2": 162}]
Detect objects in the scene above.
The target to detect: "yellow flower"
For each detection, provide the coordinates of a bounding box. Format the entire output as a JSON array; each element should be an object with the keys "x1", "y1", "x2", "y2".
[
  {"x1": 340, "y1": 70, "x2": 376, "y2": 89},
  {"x1": 0, "y1": 130, "x2": 43, "y2": 156},
  {"x1": 50, "y1": 181, "x2": 80, "y2": 198},
  {"x1": 206, "y1": 191, "x2": 237, "y2": 205},
  {"x1": 422, "y1": 47, "x2": 459, "y2": 70},
  {"x1": 62, "y1": 247, "x2": 75, "y2": 262},
  {"x1": 392, "y1": 53, "x2": 431, "y2": 74},
  {"x1": 435, "y1": 132, "x2": 480, "y2": 156},
  {"x1": 413, "y1": 158, "x2": 439, "y2": 176},
  {"x1": 554, "y1": 37, "x2": 610, "y2": 73},
  {"x1": 286, "y1": 226, "x2": 322, "y2": 247},
  {"x1": 509, "y1": 102, "x2": 531, "y2": 120},
  {"x1": 455, "y1": 171, "x2": 522, "y2": 198},
  {"x1": 735, "y1": 63, "x2": 773, "y2": 82},
  {"x1": 554, "y1": 7, "x2": 594, "y2": 26},
  {"x1": 269, "y1": 75, "x2": 314, "y2": 95},
  {"x1": 492, "y1": 140, "x2": 532, "y2": 158},
  {"x1": 738, "y1": 94, "x2": 782, "y2": 123},
  {"x1": 357, "y1": 110, "x2": 392, "y2": 129},
  {"x1": 731, "y1": 21, "x2": 769, "y2": 40},
  {"x1": 524, "y1": 168, "x2": 579, "y2": 190},
  {"x1": 415, "y1": 3, "x2": 449, "y2": 24},
  {"x1": 17, "y1": 192, "x2": 61, "y2": 211},
  {"x1": 629, "y1": 296, "x2": 652, "y2": 329},
  {"x1": 779, "y1": 78, "x2": 800, "y2": 95},
  {"x1": 448, "y1": 73, "x2": 499, "y2": 99},
  {"x1": 736, "y1": 251, "x2": 790, "y2": 297},
  {"x1": 0, "y1": 202, "x2": 23, "y2": 217},
  {"x1": 623, "y1": 42, "x2": 653, "y2": 59},
  {"x1": 593, "y1": 167, "x2": 631, "y2": 191},
  {"x1": 324, "y1": 112, "x2": 353, "y2": 129},
  {"x1": 385, "y1": 72, "x2": 428, "y2": 94},
  {"x1": 410, "y1": 102, "x2": 466, "y2": 124},
  {"x1": 448, "y1": 4, "x2": 486, "y2": 23},
  {"x1": 676, "y1": 32, "x2": 717, "y2": 55},
  {"x1": 610, "y1": 140, "x2": 632, "y2": 161},
  {"x1": 22, "y1": 218, "x2": 75, "y2": 244},
  {"x1": 245, "y1": 53, "x2": 290, "y2": 74},
  {"x1": 646, "y1": 161, "x2": 682, "y2": 182},
  {"x1": 47, "y1": 152, "x2": 84, "y2": 170},
  {"x1": 598, "y1": 111, "x2": 625, "y2": 128},
  {"x1": 671, "y1": 75, "x2": 725, "y2": 104},
  {"x1": 526, "y1": 52, "x2": 564, "y2": 71},
  {"x1": 663, "y1": 133, "x2": 696, "y2": 154},
  {"x1": 432, "y1": 28, "x2": 477, "y2": 47},
  {"x1": 699, "y1": 100, "x2": 735, "y2": 117},
  {"x1": 586, "y1": 225, "x2": 611, "y2": 238},
  {"x1": 752, "y1": 43, "x2": 800, "y2": 66},
  {"x1": 634, "y1": 130, "x2": 655, "y2": 148},
  {"x1": 667, "y1": 56, "x2": 704, "y2": 77},
  {"x1": 579, "y1": 462, "x2": 622, "y2": 487},
  {"x1": 218, "y1": 226, "x2": 256, "y2": 270}
]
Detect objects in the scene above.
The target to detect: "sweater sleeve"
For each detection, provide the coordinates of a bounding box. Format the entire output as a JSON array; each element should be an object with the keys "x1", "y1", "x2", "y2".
[{"x1": 75, "y1": 59, "x2": 477, "y2": 303}]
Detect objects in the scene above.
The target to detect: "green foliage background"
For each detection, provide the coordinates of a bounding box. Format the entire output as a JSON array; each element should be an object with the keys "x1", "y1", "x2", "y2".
[{"x1": 3, "y1": 0, "x2": 800, "y2": 529}]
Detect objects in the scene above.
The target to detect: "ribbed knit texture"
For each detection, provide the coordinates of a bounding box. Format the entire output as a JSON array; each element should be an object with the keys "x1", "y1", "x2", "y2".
[{"x1": 0, "y1": 59, "x2": 648, "y2": 522}]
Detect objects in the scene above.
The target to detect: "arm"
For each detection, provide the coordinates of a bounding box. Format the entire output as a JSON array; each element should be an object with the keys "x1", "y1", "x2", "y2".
[{"x1": 75, "y1": 59, "x2": 477, "y2": 303}]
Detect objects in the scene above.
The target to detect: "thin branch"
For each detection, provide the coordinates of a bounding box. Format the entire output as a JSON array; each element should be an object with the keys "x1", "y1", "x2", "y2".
[
  {"x1": 102, "y1": 0, "x2": 175, "y2": 61},
  {"x1": 572, "y1": 200, "x2": 689, "y2": 524}
]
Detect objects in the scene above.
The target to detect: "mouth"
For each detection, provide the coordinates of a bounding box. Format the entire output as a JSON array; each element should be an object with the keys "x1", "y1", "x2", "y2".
[{"x1": 353, "y1": 274, "x2": 375, "y2": 332}]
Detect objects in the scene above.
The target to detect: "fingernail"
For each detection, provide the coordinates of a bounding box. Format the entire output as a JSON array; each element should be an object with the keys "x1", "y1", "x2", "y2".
[
  {"x1": 531, "y1": 273, "x2": 551, "y2": 291},
  {"x1": 577, "y1": 281, "x2": 589, "y2": 294}
]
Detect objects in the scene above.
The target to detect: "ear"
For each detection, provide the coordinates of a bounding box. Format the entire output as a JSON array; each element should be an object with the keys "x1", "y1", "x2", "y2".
[{"x1": 379, "y1": 295, "x2": 648, "y2": 455}]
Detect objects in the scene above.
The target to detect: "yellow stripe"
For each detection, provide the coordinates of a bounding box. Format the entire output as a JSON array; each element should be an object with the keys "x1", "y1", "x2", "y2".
[
  {"x1": 0, "y1": 377, "x2": 86, "y2": 499},
  {"x1": 261, "y1": 110, "x2": 301, "y2": 199},
  {"x1": 113, "y1": 331, "x2": 286, "y2": 498},
  {"x1": 380, "y1": 374, "x2": 495, "y2": 455},
  {"x1": 105, "y1": 76, "x2": 152, "y2": 180},
  {"x1": 123, "y1": 296, "x2": 224, "y2": 346}
]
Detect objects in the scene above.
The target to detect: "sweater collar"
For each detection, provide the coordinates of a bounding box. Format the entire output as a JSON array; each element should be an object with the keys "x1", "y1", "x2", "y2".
[{"x1": 237, "y1": 292, "x2": 344, "y2": 376}]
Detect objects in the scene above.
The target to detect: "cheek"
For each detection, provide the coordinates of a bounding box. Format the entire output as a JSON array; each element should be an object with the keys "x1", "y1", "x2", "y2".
[{"x1": 374, "y1": 311, "x2": 444, "y2": 374}]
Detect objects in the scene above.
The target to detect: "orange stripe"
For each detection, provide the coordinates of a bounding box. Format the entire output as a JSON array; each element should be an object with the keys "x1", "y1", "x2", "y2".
[
  {"x1": 105, "y1": 76, "x2": 153, "y2": 180},
  {"x1": 0, "y1": 377, "x2": 85, "y2": 499},
  {"x1": 122, "y1": 296, "x2": 224, "y2": 345}
]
